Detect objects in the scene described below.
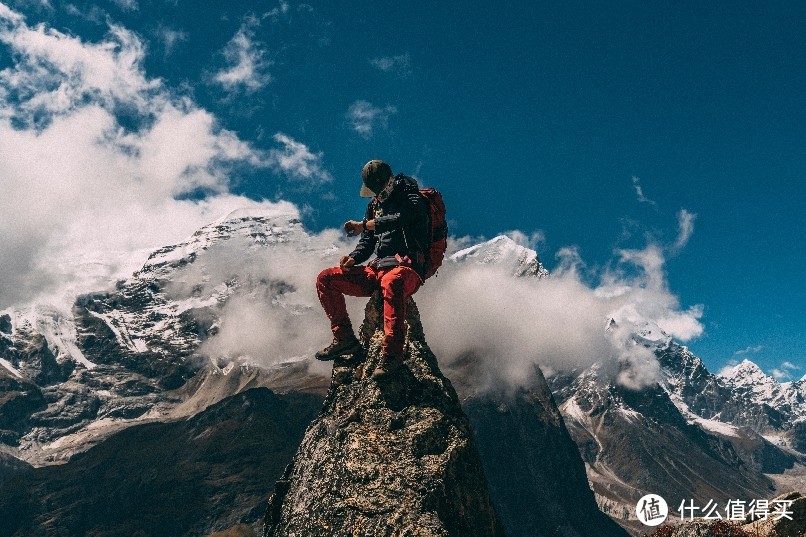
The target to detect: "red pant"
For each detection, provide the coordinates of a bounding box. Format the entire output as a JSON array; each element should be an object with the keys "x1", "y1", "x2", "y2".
[{"x1": 316, "y1": 264, "x2": 422, "y2": 357}]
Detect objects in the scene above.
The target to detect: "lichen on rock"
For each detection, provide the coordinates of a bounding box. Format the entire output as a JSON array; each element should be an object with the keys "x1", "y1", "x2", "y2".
[{"x1": 263, "y1": 291, "x2": 505, "y2": 537}]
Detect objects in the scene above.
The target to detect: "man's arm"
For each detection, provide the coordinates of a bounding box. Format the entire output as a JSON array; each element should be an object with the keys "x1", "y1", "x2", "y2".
[{"x1": 346, "y1": 203, "x2": 377, "y2": 264}]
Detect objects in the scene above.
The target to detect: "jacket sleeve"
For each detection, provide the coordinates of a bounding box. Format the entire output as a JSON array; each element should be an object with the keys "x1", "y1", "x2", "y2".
[
  {"x1": 373, "y1": 188, "x2": 425, "y2": 235},
  {"x1": 348, "y1": 203, "x2": 377, "y2": 264}
]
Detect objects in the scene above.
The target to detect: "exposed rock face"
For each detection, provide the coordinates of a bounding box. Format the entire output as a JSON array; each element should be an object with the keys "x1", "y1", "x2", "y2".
[
  {"x1": 0, "y1": 387, "x2": 322, "y2": 537},
  {"x1": 459, "y1": 367, "x2": 628, "y2": 537},
  {"x1": 549, "y1": 363, "x2": 778, "y2": 535},
  {"x1": 0, "y1": 212, "x2": 330, "y2": 464},
  {"x1": 263, "y1": 294, "x2": 505, "y2": 537}
]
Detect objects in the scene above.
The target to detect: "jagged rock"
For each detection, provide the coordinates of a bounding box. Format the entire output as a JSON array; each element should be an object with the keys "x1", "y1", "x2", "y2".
[
  {"x1": 0, "y1": 373, "x2": 46, "y2": 444},
  {"x1": 459, "y1": 366, "x2": 629, "y2": 537},
  {"x1": 0, "y1": 315, "x2": 11, "y2": 334},
  {"x1": 263, "y1": 293, "x2": 505, "y2": 537},
  {"x1": 0, "y1": 327, "x2": 73, "y2": 387},
  {"x1": 0, "y1": 387, "x2": 322, "y2": 537}
]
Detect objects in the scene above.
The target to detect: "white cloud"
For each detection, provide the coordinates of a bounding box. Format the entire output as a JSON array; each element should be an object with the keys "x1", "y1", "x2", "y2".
[
  {"x1": 0, "y1": 3, "x2": 24, "y2": 23},
  {"x1": 269, "y1": 132, "x2": 333, "y2": 185},
  {"x1": 0, "y1": 18, "x2": 159, "y2": 122},
  {"x1": 772, "y1": 369, "x2": 790, "y2": 381},
  {"x1": 212, "y1": 16, "x2": 271, "y2": 94},
  {"x1": 416, "y1": 240, "x2": 704, "y2": 392},
  {"x1": 0, "y1": 5, "x2": 325, "y2": 310},
  {"x1": 671, "y1": 208, "x2": 696, "y2": 253},
  {"x1": 632, "y1": 175, "x2": 656, "y2": 206},
  {"x1": 154, "y1": 25, "x2": 187, "y2": 57},
  {"x1": 772, "y1": 361, "x2": 801, "y2": 380},
  {"x1": 163, "y1": 218, "x2": 703, "y2": 392},
  {"x1": 174, "y1": 230, "x2": 699, "y2": 391},
  {"x1": 263, "y1": 0, "x2": 290, "y2": 19},
  {"x1": 733, "y1": 345, "x2": 764, "y2": 356},
  {"x1": 503, "y1": 229, "x2": 546, "y2": 251},
  {"x1": 111, "y1": 0, "x2": 138, "y2": 11},
  {"x1": 164, "y1": 231, "x2": 350, "y2": 373},
  {"x1": 346, "y1": 99, "x2": 397, "y2": 138},
  {"x1": 369, "y1": 53, "x2": 411, "y2": 76}
]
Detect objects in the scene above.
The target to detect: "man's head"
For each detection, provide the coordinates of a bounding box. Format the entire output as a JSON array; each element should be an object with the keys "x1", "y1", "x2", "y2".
[{"x1": 360, "y1": 160, "x2": 392, "y2": 198}]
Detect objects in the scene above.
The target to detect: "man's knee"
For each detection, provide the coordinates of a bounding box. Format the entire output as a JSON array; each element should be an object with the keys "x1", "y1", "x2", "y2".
[
  {"x1": 316, "y1": 266, "x2": 341, "y2": 291},
  {"x1": 381, "y1": 269, "x2": 419, "y2": 299}
]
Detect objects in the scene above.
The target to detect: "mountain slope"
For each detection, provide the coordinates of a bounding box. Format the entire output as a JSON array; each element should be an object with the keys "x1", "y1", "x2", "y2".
[
  {"x1": 0, "y1": 387, "x2": 322, "y2": 537},
  {"x1": 459, "y1": 365, "x2": 628, "y2": 537},
  {"x1": 0, "y1": 210, "x2": 331, "y2": 464},
  {"x1": 263, "y1": 294, "x2": 505, "y2": 536}
]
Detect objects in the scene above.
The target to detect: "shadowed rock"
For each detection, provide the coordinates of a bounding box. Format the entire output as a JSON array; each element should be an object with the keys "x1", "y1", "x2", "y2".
[
  {"x1": 263, "y1": 292, "x2": 505, "y2": 537},
  {"x1": 459, "y1": 369, "x2": 629, "y2": 537}
]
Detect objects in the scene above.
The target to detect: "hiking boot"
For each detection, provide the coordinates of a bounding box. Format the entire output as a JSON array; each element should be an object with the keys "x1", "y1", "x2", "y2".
[
  {"x1": 372, "y1": 354, "x2": 404, "y2": 381},
  {"x1": 315, "y1": 337, "x2": 362, "y2": 361}
]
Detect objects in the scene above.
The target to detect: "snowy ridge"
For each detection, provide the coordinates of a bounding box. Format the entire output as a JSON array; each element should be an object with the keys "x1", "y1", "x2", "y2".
[
  {"x1": 451, "y1": 235, "x2": 548, "y2": 277},
  {"x1": 0, "y1": 209, "x2": 340, "y2": 464},
  {"x1": 5, "y1": 306, "x2": 97, "y2": 370},
  {"x1": 138, "y1": 209, "x2": 306, "y2": 279},
  {"x1": 718, "y1": 358, "x2": 806, "y2": 424},
  {"x1": 719, "y1": 359, "x2": 780, "y2": 395}
]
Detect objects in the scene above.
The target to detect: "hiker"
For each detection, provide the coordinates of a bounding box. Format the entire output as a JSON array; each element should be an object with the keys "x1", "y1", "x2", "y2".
[{"x1": 315, "y1": 160, "x2": 431, "y2": 381}]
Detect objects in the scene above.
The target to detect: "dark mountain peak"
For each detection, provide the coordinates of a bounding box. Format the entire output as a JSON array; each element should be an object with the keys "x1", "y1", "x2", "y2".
[{"x1": 262, "y1": 292, "x2": 505, "y2": 536}]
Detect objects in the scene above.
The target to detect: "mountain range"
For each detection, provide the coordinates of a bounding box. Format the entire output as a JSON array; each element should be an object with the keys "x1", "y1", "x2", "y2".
[{"x1": 1, "y1": 209, "x2": 803, "y2": 536}]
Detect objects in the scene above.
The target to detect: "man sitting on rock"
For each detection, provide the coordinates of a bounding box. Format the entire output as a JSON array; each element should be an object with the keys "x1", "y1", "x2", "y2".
[{"x1": 316, "y1": 160, "x2": 429, "y2": 381}]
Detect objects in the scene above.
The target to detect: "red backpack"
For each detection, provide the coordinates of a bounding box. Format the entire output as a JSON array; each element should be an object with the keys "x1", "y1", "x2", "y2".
[{"x1": 419, "y1": 188, "x2": 448, "y2": 279}]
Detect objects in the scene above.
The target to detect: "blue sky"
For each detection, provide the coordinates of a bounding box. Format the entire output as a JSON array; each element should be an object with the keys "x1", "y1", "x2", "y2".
[{"x1": 0, "y1": 0, "x2": 803, "y2": 379}]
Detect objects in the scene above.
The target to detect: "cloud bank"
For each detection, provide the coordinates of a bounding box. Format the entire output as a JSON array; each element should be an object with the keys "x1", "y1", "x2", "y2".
[
  {"x1": 0, "y1": 6, "x2": 328, "y2": 309},
  {"x1": 416, "y1": 242, "x2": 703, "y2": 392},
  {"x1": 171, "y1": 222, "x2": 703, "y2": 394}
]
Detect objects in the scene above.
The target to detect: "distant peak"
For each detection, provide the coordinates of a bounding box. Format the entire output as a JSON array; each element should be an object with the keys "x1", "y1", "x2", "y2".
[
  {"x1": 451, "y1": 235, "x2": 547, "y2": 278},
  {"x1": 215, "y1": 205, "x2": 300, "y2": 225},
  {"x1": 490, "y1": 234, "x2": 519, "y2": 245},
  {"x1": 736, "y1": 358, "x2": 763, "y2": 371},
  {"x1": 718, "y1": 358, "x2": 770, "y2": 383},
  {"x1": 452, "y1": 235, "x2": 532, "y2": 257}
]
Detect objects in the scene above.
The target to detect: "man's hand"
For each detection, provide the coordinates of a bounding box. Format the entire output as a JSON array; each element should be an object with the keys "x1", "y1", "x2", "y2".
[
  {"x1": 344, "y1": 220, "x2": 363, "y2": 237},
  {"x1": 339, "y1": 256, "x2": 355, "y2": 269}
]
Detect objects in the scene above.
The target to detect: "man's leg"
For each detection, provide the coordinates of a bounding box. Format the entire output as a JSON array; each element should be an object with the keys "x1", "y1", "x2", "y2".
[
  {"x1": 315, "y1": 265, "x2": 377, "y2": 358},
  {"x1": 373, "y1": 266, "x2": 422, "y2": 378}
]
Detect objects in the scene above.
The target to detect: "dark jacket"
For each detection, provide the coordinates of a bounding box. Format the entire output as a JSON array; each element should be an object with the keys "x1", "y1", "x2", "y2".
[{"x1": 348, "y1": 174, "x2": 429, "y2": 278}]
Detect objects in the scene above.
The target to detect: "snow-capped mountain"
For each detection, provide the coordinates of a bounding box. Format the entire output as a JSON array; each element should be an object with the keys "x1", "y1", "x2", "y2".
[
  {"x1": 449, "y1": 236, "x2": 806, "y2": 533},
  {"x1": 1, "y1": 211, "x2": 803, "y2": 536},
  {"x1": 0, "y1": 213, "x2": 628, "y2": 537},
  {"x1": 0, "y1": 209, "x2": 333, "y2": 464},
  {"x1": 718, "y1": 359, "x2": 806, "y2": 421},
  {"x1": 451, "y1": 235, "x2": 549, "y2": 277},
  {"x1": 545, "y1": 326, "x2": 805, "y2": 532}
]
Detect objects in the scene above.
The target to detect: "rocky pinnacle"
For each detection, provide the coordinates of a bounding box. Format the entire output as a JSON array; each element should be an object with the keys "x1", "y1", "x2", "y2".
[{"x1": 263, "y1": 292, "x2": 505, "y2": 537}]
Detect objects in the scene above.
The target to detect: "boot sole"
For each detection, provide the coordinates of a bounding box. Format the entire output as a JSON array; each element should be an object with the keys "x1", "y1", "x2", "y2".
[{"x1": 315, "y1": 344, "x2": 363, "y2": 361}]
